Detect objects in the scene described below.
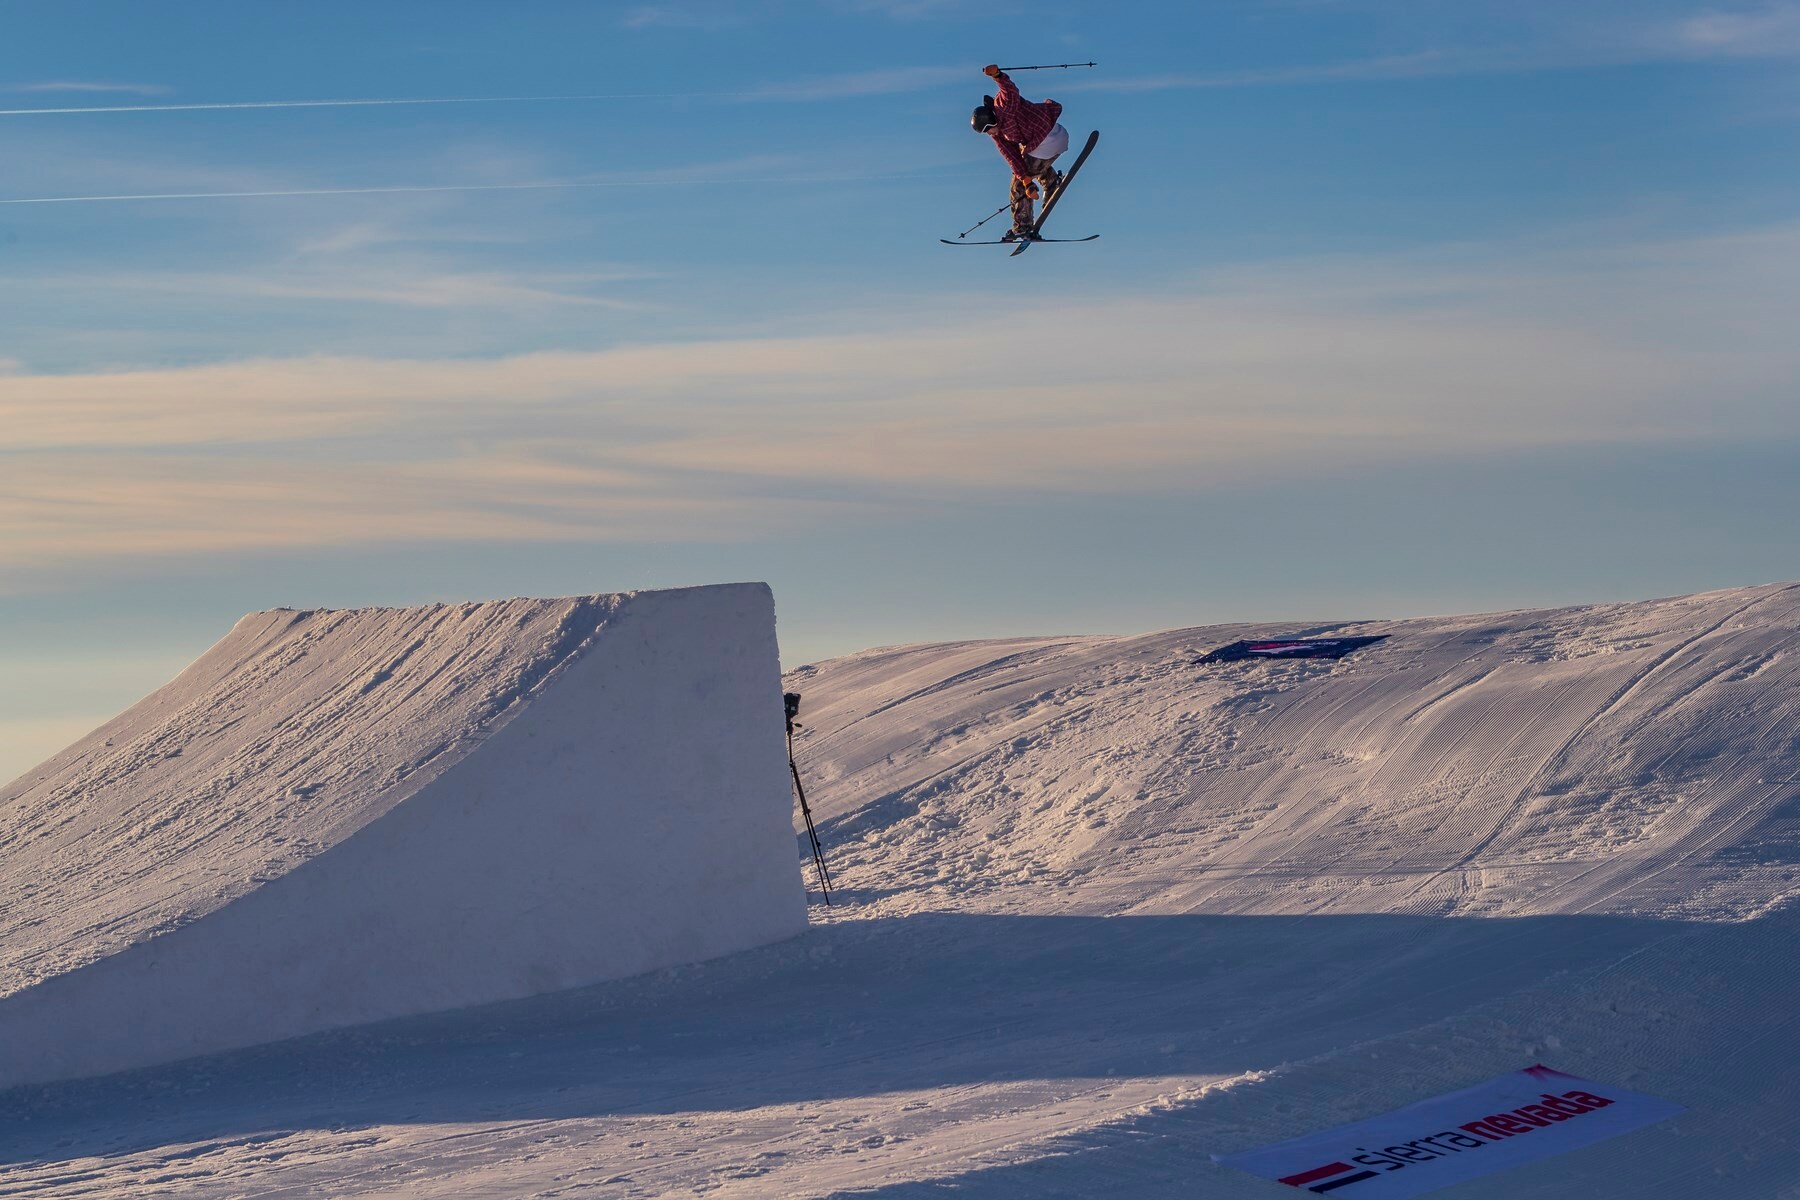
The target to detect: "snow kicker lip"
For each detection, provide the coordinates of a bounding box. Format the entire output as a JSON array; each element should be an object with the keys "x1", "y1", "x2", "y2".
[{"x1": 1199, "y1": 635, "x2": 1388, "y2": 664}]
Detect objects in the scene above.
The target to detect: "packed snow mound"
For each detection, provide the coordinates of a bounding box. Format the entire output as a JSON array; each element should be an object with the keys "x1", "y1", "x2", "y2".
[
  {"x1": 791, "y1": 582, "x2": 1800, "y2": 922},
  {"x1": 0, "y1": 583, "x2": 806, "y2": 1087},
  {"x1": 2, "y1": 596, "x2": 614, "y2": 995},
  {"x1": 2, "y1": 584, "x2": 1798, "y2": 1197}
]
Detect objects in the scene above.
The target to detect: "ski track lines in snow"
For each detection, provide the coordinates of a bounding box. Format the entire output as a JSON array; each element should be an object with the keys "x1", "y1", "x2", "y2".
[
  {"x1": 802, "y1": 583, "x2": 1800, "y2": 923},
  {"x1": 4, "y1": 584, "x2": 1800, "y2": 1197}
]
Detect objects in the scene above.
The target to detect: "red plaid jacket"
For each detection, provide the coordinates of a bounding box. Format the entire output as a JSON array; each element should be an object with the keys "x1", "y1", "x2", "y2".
[{"x1": 987, "y1": 71, "x2": 1062, "y2": 180}]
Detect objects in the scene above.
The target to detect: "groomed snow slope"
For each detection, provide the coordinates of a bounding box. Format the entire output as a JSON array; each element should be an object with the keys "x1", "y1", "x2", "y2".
[
  {"x1": 0, "y1": 583, "x2": 805, "y2": 1088},
  {"x1": 1, "y1": 584, "x2": 1796, "y2": 1198},
  {"x1": 794, "y1": 581, "x2": 1800, "y2": 923}
]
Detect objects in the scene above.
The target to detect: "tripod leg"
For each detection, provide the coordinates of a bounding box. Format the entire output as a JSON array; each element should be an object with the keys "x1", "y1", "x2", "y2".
[{"x1": 788, "y1": 729, "x2": 834, "y2": 903}]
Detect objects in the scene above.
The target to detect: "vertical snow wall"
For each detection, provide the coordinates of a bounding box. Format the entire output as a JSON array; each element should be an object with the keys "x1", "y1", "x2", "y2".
[{"x1": 0, "y1": 583, "x2": 807, "y2": 1088}]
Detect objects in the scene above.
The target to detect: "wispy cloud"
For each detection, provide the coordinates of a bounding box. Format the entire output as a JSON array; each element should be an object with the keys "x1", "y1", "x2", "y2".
[
  {"x1": 5, "y1": 81, "x2": 170, "y2": 96},
  {"x1": 1666, "y1": 3, "x2": 1800, "y2": 54},
  {"x1": 825, "y1": 0, "x2": 984, "y2": 18},
  {"x1": 620, "y1": 2, "x2": 755, "y2": 30},
  {"x1": 0, "y1": 180, "x2": 644, "y2": 205},
  {"x1": 742, "y1": 65, "x2": 965, "y2": 101},
  {"x1": 0, "y1": 64, "x2": 977, "y2": 121},
  {"x1": 1068, "y1": 52, "x2": 1463, "y2": 93},
  {"x1": 1069, "y1": 3, "x2": 1800, "y2": 95},
  {"x1": 621, "y1": 0, "x2": 988, "y2": 27},
  {"x1": 0, "y1": 152, "x2": 869, "y2": 206},
  {"x1": 292, "y1": 222, "x2": 532, "y2": 257},
  {"x1": 4, "y1": 223, "x2": 1796, "y2": 579},
  {"x1": 79, "y1": 268, "x2": 656, "y2": 311},
  {"x1": 0, "y1": 92, "x2": 704, "y2": 118},
  {"x1": 0, "y1": 451, "x2": 797, "y2": 567}
]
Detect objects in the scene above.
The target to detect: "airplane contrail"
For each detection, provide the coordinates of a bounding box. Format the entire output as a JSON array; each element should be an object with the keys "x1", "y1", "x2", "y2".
[
  {"x1": 0, "y1": 93, "x2": 729, "y2": 117},
  {"x1": 0, "y1": 66, "x2": 974, "y2": 117}
]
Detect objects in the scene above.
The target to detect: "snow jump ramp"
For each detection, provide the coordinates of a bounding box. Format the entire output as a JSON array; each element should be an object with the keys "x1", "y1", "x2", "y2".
[{"x1": 0, "y1": 583, "x2": 807, "y2": 1088}]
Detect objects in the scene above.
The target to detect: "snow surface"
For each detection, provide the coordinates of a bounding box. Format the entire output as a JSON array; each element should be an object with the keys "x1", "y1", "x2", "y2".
[
  {"x1": 0, "y1": 583, "x2": 805, "y2": 1088},
  {"x1": 2, "y1": 583, "x2": 1797, "y2": 1197}
]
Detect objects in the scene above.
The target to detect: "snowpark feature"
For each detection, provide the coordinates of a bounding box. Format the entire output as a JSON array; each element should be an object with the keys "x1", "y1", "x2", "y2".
[
  {"x1": 1199, "y1": 634, "x2": 1389, "y2": 663},
  {"x1": 0, "y1": 583, "x2": 806, "y2": 1090},
  {"x1": 2, "y1": 583, "x2": 1798, "y2": 1196}
]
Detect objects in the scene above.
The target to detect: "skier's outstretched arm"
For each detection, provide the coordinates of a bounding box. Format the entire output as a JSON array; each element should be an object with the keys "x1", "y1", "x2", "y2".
[{"x1": 982, "y1": 63, "x2": 1021, "y2": 104}]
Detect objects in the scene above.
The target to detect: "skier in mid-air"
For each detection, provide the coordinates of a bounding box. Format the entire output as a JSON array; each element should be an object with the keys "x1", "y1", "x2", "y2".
[{"x1": 972, "y1": 63, "x2": 1070, "y2": 242}]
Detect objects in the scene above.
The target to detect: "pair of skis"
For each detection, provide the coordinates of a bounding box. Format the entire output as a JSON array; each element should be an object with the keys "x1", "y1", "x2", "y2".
[{"x1": 943, "y1": 129, "x2": 1099, "y2": 257}]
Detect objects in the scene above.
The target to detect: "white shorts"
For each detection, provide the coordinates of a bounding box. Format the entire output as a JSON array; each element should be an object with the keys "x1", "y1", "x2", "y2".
[{"x1": 1028, "y1": 123, "x2": 1069, "y2": 162}]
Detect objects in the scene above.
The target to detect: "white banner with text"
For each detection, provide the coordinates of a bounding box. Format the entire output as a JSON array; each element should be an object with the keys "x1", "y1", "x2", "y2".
[{"x1": 1213, "y1": 1064, "x2": 1684, "y2": 1196}]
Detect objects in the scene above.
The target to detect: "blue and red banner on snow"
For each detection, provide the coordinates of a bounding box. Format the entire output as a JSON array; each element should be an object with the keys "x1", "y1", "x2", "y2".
[
  {"x1": 1200, "y1": 635, "x2": 1387, "y2": 664},
  {"x1": 1213, "y1": 1065, "x2": 1684, "y2": 1197}
]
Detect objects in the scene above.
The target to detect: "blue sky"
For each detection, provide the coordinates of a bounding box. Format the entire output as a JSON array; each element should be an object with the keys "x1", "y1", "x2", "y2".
[{"x1": 4, "y1": 0, "x2": 1800, "y2": 781}]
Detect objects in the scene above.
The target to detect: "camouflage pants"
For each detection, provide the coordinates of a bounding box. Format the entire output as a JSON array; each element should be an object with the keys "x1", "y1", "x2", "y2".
[{"x1": 1009, "y1": 153, "x2": 1061, "y2": 232}]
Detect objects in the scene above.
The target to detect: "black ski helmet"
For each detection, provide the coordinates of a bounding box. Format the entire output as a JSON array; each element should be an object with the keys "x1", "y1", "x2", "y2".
[{"x1": 971, "y1": 95, "x2": 996, "y2": 133}]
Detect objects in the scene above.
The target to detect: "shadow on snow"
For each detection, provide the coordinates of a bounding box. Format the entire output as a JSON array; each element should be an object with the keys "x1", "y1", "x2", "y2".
[{"x1": 1, "y1": 909, "x2": 1792, "y2": 1182}]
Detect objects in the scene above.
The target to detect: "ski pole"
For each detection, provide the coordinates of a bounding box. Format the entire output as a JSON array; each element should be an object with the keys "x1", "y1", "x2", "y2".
[
  {"x1": 956, "y1": 201, "x2": 1010, "y2": 239},
  {"x1": 999, "y1": 61, "x2": 1097, "y2": 71}
]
